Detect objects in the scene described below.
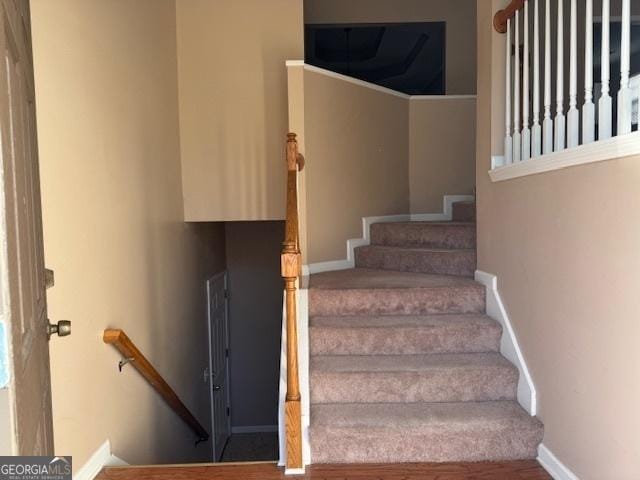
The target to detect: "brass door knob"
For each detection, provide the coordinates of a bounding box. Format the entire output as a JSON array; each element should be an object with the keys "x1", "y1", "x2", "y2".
[{"x1": 47, "y1": 320, "x2": 71, "y2": 338}]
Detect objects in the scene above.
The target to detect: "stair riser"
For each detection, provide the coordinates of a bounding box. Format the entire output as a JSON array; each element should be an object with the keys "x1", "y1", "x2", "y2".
[
  {"x1": 309, "y1": 325, "x2": 501, "y2": 356},
  {"x1": 310, "y1": 428, "x2": 542, "y2": 464},
  {"x1": 371, "y1": 224, "x2": 476, "y2": 249},
  {"x1": 309, "y1": 286, "x2": 485, "y2": 317},
  {"x1": 355, "y1": 247, "x2": 476, "y2": 277},
  {"x1": 452, "y1": 202, "x2": 475, "y2": 222},
  {"x1": 310, "y1": 368, "x2": 518, "y2": 404}
]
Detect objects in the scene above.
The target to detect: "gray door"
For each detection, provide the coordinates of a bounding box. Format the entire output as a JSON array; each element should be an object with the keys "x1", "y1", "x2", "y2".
[{"x1": 207, "y1": 273, "x2": 230, "y2": 461}]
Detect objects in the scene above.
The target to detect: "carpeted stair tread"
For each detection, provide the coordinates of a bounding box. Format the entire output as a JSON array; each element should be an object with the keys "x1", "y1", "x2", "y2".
[
  {"x1": 309, "y1": 314, "x2": 502, "y2": 355},
  {"x1": 312, "y1": 400, "x2": 537, "y2": 429},
  {"x1": 354, "y1": 245, "x2": 476, "y2": 277},
  {"x1": 309, "y1": 269, "x2": 485, "y2": 317},
  {"x1": 310, "y1": 313, "x2": 496, "y2": 329},
  {"x1": 371, "y1": 221, "x2": 476, "y2": 249},
  {"x1": 310, "y1": 401, "x2": 543, "y2": 463},
  {"x1": 310, "y1": 353, "x2": 517, "y2": 404},
  {"x1": 309, "y1": 268, "x2": 481, "y2": 290},
  {"x1": 311, "y1": 352, "x2": 514, "y2": 373}
]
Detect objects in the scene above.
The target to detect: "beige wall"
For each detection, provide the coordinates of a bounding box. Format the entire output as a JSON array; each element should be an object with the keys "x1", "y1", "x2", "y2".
[
  {"x1": 304, "y1": 0, "x2": 477, "y2": 95},
  {"x1": 31, "y1": 0, "x2": 226, "y2": 470},
  {"x1": 225, "y1": 222, "x2": 284, "y2": 429},
  {"x1": 409, "y1": 99, "x2": 476, "y2": 213},
  {"x1": 302, "y1": 70, "x2": 410, "y2": 264},
  {"x1": 477, "y1": 2, "x2": 640, "y2": 479},
  {"x1": 176, "y1": 0, "x2": 303, "y2": 222},
  {"x1": 289, "y1": 66, "x2": 477, "y2": 263}
]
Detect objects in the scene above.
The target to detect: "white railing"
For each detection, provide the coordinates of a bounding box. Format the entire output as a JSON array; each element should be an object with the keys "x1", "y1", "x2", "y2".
[{"x1": 495, "y1": 0, "x2": 638, "y2": 169}]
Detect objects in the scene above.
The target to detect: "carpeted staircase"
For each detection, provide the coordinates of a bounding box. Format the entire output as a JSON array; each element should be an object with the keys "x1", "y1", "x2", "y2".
[{"x1": 308, "y1": 201, "x2": 544, "y2": 464}]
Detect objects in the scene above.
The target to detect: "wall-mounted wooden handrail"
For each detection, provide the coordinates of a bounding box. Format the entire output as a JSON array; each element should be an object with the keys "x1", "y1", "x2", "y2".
[
  {"x1": 281, "y1": 133, "x2": 303, "y2": 470},
  {"x1": 494, "y1": 0, "x2": 525, "y2": 33},
  {"x1": 103, "y1": 329, "x2": 209, "y2": 443}
]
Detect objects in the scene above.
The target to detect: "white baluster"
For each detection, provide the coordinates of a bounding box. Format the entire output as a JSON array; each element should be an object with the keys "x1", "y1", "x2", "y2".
[
  {"x1": 522, "y1": 0, "x2": 531, "y2": 160},
  {"x1": 582, "y1": 0, "x2": 595, "y2": 144},
  {"x1": 505, "y1": 18, "x2": 513, "y2": 165},
  {"x1": 532, "y1": 0, "x2": 542, "y2": 157},
  {"x1": 514, "y1": 10, "x2": 521, "y2": 162},
  {"x1": 554, "y1": 0, "x2": 566, "y2": 151},
  {"x1": 599, "y1": 0, "x2": 612, "y2": 140},
  {"x1": 543, "y1": 0, "x2": 553, "y2": 154},
  {"x1": 617, "y1": 0, "x2": 632, "y2": 135},
  {"x1": 567, "y1": 0, "x2": 579, "y2": 148}
]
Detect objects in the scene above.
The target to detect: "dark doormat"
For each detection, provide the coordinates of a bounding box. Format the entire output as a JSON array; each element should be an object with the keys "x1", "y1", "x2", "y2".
[{"x1": 220, "y1": 432, "x2": 279, "y2": 462}]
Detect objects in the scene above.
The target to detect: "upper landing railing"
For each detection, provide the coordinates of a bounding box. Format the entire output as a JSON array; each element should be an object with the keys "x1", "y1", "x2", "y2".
[{"x1": 495, "y1": 0, "x2": 638, "y2": 166}]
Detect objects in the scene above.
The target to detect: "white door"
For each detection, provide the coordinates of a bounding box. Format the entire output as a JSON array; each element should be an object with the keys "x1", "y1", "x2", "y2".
[
  {"x1": 207, "y1": 273, "x2": 230, "y2": 461},
  {"x1": 0, "y1": 0, "x2": 62, "y2": 455}
]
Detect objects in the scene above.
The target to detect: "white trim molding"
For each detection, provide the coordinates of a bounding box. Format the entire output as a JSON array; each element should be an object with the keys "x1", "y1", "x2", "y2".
[
  {"x1": 491, "y1": 155, "x2": 506, "y2": 169},
  {"x1": 289, "y1": 61, "x2": 408, "y2": 99},
  {"x1": 490, "y1": 131, "x2": 640, "y2": 182},
  {"x1": 286, "y1": 61, "x2": 477, "y2": 102},
  {"x1": 284, "y1": 467, "x2": 306, "y2": 475},
  {"x1": 538, "y1": 444, "x2": 581, "y2": 480},
  {"x1": 74, "y1": 440, "x2": 128, "y2": 480},
  {"x1": 411, "y1": 94, "x2": 477, "y2": 100},
  {"x1": 474, "y1": 270, "x2": 537, "y2": 415},
  {"x1": 304, "y1": 195, "x2": 474, "y2": 275}
]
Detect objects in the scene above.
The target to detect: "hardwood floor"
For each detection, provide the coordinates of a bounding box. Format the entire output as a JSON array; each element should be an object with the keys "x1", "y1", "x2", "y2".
[{"x1": 97, "y1": 460, "x2": 552, "y2": 479}]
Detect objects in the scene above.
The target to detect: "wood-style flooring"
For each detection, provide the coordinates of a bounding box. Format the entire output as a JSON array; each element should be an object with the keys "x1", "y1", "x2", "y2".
[{"x1": 97, "y1": 460, "x2": 552, "y2": 479}]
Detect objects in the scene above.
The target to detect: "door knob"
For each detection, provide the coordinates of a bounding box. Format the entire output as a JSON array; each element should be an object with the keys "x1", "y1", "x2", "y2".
[
  {"x1": 213, "y1": 385, "x2": 222, "y2": 391},
  {"x1": 47, "y1": 320, "x2": 71, "y2": 338}
]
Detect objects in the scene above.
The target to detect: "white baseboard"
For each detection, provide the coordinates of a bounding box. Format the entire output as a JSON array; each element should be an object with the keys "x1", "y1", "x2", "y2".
[
  {"x1": 106, "y1": 456, "x2": 128, "y2": 467},
  {"x1": 74, "y1": 440, "x2": 128, "y2": 480},
  {"x1": 538, "y1": 444, "x2": 580, "y2": 480},
  {"x1": 231, "y1": 425, "x2": 278, "y2": 434},
  {"x1": 305, "y1": 195, "x2": 474, "y2": 275},
  {"x1": 441, "y1": 194, "x2": 475, "y2": 220},
  {"x1": 474, "y1": 270, "x2": 537, "y2": 415},
  {"x1": 285, "y1": 467, "x2": 306, "y2": 475}
]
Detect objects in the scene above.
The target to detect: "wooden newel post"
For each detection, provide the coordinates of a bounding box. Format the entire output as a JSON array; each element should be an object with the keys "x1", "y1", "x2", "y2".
[{"x1": 282, "y1": 133, "x2": 303, "y2": 470}]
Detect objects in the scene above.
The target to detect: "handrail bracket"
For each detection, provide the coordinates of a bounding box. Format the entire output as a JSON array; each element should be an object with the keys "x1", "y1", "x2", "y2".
[{"x1": 118, "y1": 357, "x2": 135, "y2": 372}]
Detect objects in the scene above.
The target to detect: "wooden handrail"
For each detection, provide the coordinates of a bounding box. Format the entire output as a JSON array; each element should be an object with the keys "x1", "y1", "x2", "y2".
[
  {"x1": 494, "y1": 0, "x2": 525, "y2": 33},
  {"x1": 281, "y1": 133, "x2": 304, "y2": 470},
  {"x1": 103, "y1": 329, "x2": 209, "y2": 443}
]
